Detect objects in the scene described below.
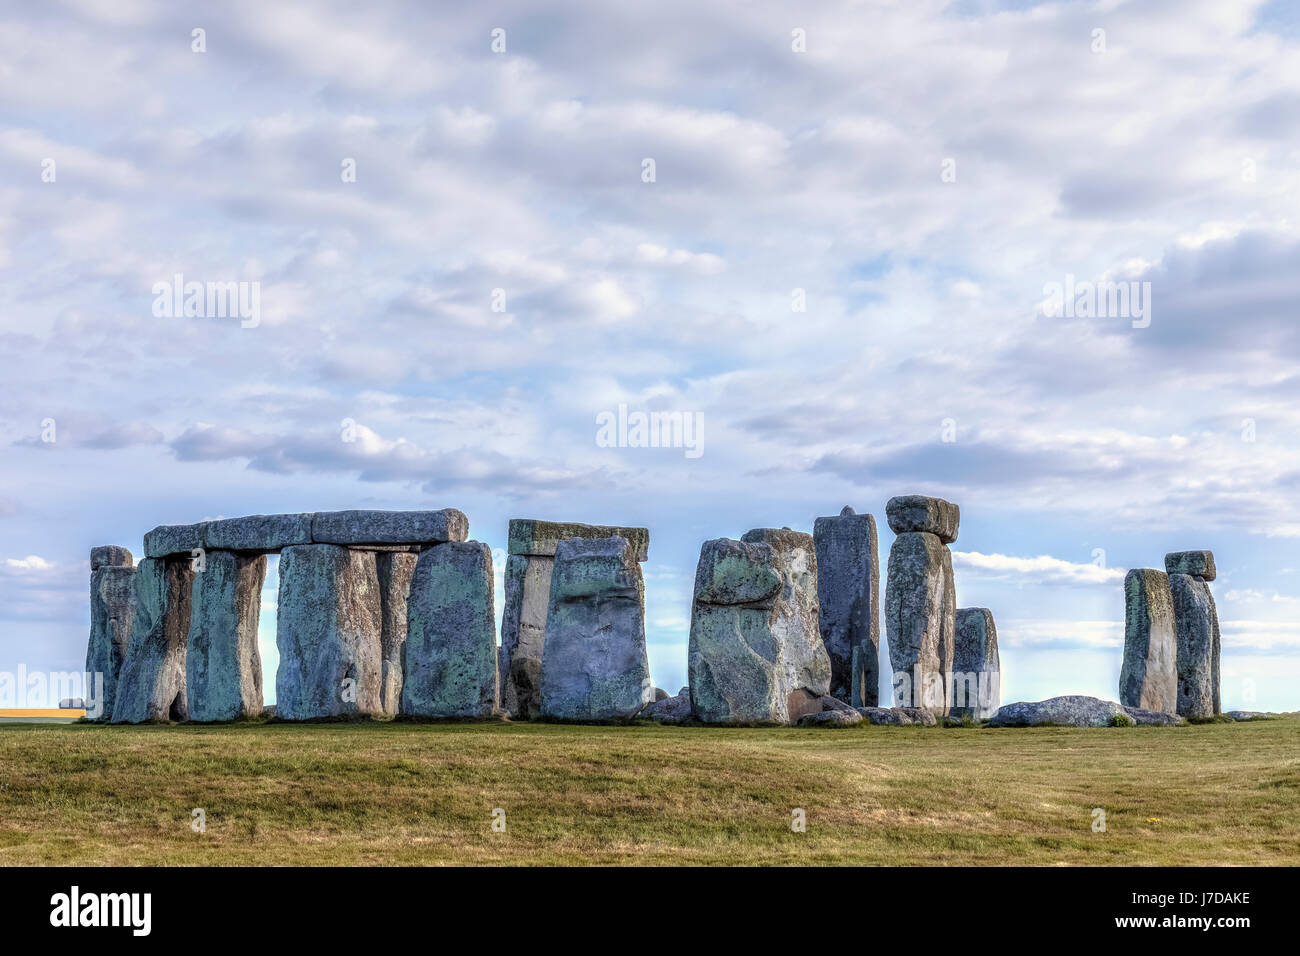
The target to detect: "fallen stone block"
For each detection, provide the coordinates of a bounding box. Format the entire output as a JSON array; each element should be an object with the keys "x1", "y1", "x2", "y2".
[
  {"x1": 377, "y1": 552, "x2": 418, "y2": 717},
  {"x1": 885, "y1": 530, "x2": 956, "y2": 715},
  {"x1": 642, "y1": 691, "x2": 692, "y2": 724},
  {"x1": 1224, "y1": 710, "x2": 1277, "y2": 721},
  {"x1": 885, "y1": 495, "x2": 960, "y2": 545},
  {"x1": 310, "y1": 509, "x2": 469, "y2": 547},
  {"x1": 951, "y1": 607, "x2": 1000, "y2": 719},
  {"x1": 540, "y1": 537, "x2": 653, "y2": 721},
  {"x1": 989, "y1": 696, "x2": 1127, "y2": 728},
  {"x1": 798, "y1": 708, "x2": 863, "y2": 727},
  {"x1": 1165, "y1": 550, "x2": 1216, "y2": 582},
  {"x1": 1119, "y1": 569, "x2": 1177, "y2": 714},
  {"x1": 205, "y1": 513, "x2": 313, "y2": 552},
  {"x1": 855, "y1": 706, "x2": 938, "y2": 726},
  {"x1": 1122, "y1": 705, "x2": 1186, "y2": 726},
  {"x1": 402, "y1": 542, "x2": 498, "y2": 718},
  {"x1": 813, "y1": 506, "x2": 881, "y2": 706},
  {"x1": 276, "y1": 544, "x2": 383, "y2": 719},
  {"x1": 112, "y1": 557, "x2": 193, "y2": 723},
  {"x1": 688, "y1": 529, "x2": 830, "y2": 725},
  {"x1": 508, "y1": 518, "x2": 649, "y2": 561},
  {"x1": 186, "y1": 551, "x2": 266, "y2": 722},
  {"x1": 1170, "y1": 572, "x2": 1221, "y2": 719}
]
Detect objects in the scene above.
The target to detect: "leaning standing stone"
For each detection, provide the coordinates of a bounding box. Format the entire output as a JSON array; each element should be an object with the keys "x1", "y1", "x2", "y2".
[
  {"x1": 276, "y1": 544, "x2": 383, "y2": 719},
  {"x1": 813, "y1": 506, "x2": 880, "y2": 705},
  {"x1": 688, "y1": 529, "x2": 830, "y2": 724},
  {"x1": 377, "y1": 552, "x2": 418, "y2": 716},
  {"x1": 85, "y1": 549, "x2": 137, "y2": 721},
  {"x1": 186, "y1": 551, "x2": 267, "y2": 722},
  {"x1": 112, "y1": 557, "x2": 193, "y2": 723},
  {"x1": 1170, "y1": 571, "x2": 1220, "y2": 718},
  {"x1": 1119, "y1": 569, "x2": 1177, "y2": 714},
  {"x1": 402, "y1": 542, "x2": 498, "y2": 718},
  {"x1": 539, "y1": 537, "x2": 653, "y2": 721},
  {"x1": 951, "y1": 607, "x2": 1000, "y2": 719},
  {"x1": 885, "y1": 528, "x2": 956, "y2": 715}
]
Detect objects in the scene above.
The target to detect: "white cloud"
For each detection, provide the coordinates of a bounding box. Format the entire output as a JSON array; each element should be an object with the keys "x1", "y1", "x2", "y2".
[{"x1": 951, "y1": 551, "x2": 1126, "y2": 587}]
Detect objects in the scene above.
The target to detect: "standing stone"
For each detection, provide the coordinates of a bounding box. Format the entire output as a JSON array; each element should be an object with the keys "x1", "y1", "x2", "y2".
[
  {"x1": 1119, "y1": 569, "x2": 1177, "y2": 714},
  {"x1": 885, "y1": 497, "x2": 958, "y2": 716},
  {"x1": 1169, "y1": 570, "x2": 1220, "y2": 719},
  {"x1": 540, "y1": 537, "x2": 652, "y2": 721},
  {"x1": 376, "y1": 552, "x2": 418, "y2": 716},
  {"x1": 951, "y1": 607, "x2": 1000, "y2": 719},
  {"x1": 276, "y1": 545, "x2": 383, "y2": 719},
  {"x1": 112, "y1": 557, "x2": 193, "y2": 723},
  {"x1": 813, "y1": 506, "x2": 880, "y2": 705},
  {"x1": 688, "y1": 529, "x2": 830, "y2": 725},
  {"x1": 85, "y1": 548, "x2": 137, "y2": 721},
  {"x1": 402, "y1": 542, "x2": 498, "y2": 718},
  {"x1": 500, "y1": 518, "x2": 650, "y2": 718},
  {"x1": 186, "y1": 551, "x2": 267, "y2": 722}
]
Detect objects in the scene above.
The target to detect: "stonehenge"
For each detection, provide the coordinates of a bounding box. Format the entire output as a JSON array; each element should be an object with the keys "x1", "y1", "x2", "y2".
[
  {"x1": 885, "y1": 495, "x2": 958, "y2": 715},
  {"x1": 539, "y1": 536, "x2": 653, "y2": 721},
  {"x1": 1119, "y1": 569, "x2": 1177, "y2": 714},
  {"x1": 85, "y1": 548, "x2": 137, "y2": 720},
  {"x1": 1167, "y1": 550, "x2": 1221, "y2": 719},
  {"x1": 687, "y1": 528, "x2": 830, "y2": 725},
  {"x1": 83, "y1": 500, "x2": 1238, "y2": 731},
  {"x1": 813, "y1": 506, "x2": 880, "y2": 706},
  {"x1": 500, "y1": 519, "x2": 649, "y2": 719}
]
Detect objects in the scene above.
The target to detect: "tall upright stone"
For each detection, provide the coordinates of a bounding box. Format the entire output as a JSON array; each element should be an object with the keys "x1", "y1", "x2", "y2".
[
  {"x1": 112, "y1": 557, "x2": 193, "y2": 723},
  {"x1": 377, "y1": 552, "x2": 418, "y2": 716},
  {"x1": 402, "y1": 542, "x2": 498, "y2": 718},
  {"x1": 85, "y1": 547, "x2": 137, "y2": 721},
  {"x1": 813, "y1": 506, "x2": 880, "y2": 706},
  {"x1": 1166, "y1": 550, "x2": 1220, "y2": 718},
  {"x1": 276, "y1": 544, "x2": 383, "y2": 720},
  {"x1": 1119, "y1": 569, "x2": 1177, "y2": 714},
  {"x1": 186, "y1": 551, "x2": 267, "y2": 722},
  {"x1": 688, "y1": 528, "x2": 830, "y2": 725},
  {"x1": 951, "y1": 607, "x2": 999, "y2": 719},
  {"x1": 539, "y1": 536, "x2": 652, "y2": 721},
  {"x1": 885, "y1": 495, "x2": 959, "y2": 715},
  {"x1": 500, "y1": 519, "x2": 649, "y2": 719}
]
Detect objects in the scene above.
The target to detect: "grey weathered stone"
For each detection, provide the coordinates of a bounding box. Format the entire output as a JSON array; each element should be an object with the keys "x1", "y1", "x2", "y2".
[
  {"x1": 688, "y1": 529, "x2": 830, "y2": 725},
  {"x1": 276, "y1": 545, "x2": 383, "y2": 719},
  {"x1": 90, "y1": 545, "x2": 132, "y2": 570},
  {"x1": 1225, "y1": 710, "x2": 1276, "y2": 721},
  {"x1": 1119, "y1": 569, "x2": 1177, "y2": 714},
  {"x1": 1122, "y1": 705, "x2": 1186, "y2": 726},
  {"x1": 951, "y1": 607, "x2": 1000, "y2": 719},
  {"x1": 1170, "y1": 572, "x2": 1220, "y2": 719},
  {"x1": 642, "y1": 691, "x2": 692, "y2": 724},
  {"x1": 500, "y1": 553, "x2": 553, "y2": 719},
  {"x1": 885, "y1": 495, "x2": 960, "y2": 545},
  {"x1": 376, "y1": 552, "x2": 418, "y2": 716},
  {"x1": 989, "y1": 696, "x2": 1126, "y2": 728},
  {"x1": 508, "y1": 519, "x2": 649, "y2": 561},
  {"x1": 798, "y1": 708, "x2": 863, "y2": 727},
  {"x1": 205, "y1": 513, "x2": 313, "y2": 552},
  {"x1": 85, "y1": 561, "x2": 137, "y2": 721},
  {"x1": 1165, "y1": 550, "x2": 1216, "y2": 582},
  {"x1": 813, "y1": 506, "x2": 881, "y2": 706},
  {"x1": 186, "y1": 551, "x2": 266, "y2": 721},
  {"x1": 539, "y1": 537, "x2": 653, "y2": 721},
  {"x1": 497, "y1": 645, "x2": 517, "y2": 717},
  {"x1": 402, "y1": 542, "x2": 498, "y2": 718},
  {"x1": 886, "y1": 531, "x2": 956, "y2": 715},
  {"x1": 143, "y1": 523, "x2": 206, "y2": 559},
  {"x1": 112, "y1": 558, "x2": 193, "y2": 723},
  {"x1": 654, "y1": 687, "x2": 670, "y2": 701},
  {"x1": 855, "y1": 706, "x2": 937, "y2": 726},
  {"x1": 310, "y1": 509, "x2": 469, "y2": 547}
]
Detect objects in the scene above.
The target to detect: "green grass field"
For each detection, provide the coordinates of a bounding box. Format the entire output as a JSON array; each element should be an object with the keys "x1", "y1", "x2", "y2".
[{"x1": 1, "y1": 718, "x2": 1296, "y2": 866}]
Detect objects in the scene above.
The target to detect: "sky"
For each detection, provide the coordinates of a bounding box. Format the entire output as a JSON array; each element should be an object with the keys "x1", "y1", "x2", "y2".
[{"x1": 2, "y1": 0, "x2": 1299, "y2": 711}]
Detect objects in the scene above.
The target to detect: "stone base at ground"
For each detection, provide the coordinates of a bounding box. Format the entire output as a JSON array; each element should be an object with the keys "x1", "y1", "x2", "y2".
[
  {"x1": 186, "y1": 551, "x2": 266, "y2": 722},
  {"x1": 951, "y1": 607, "x2": 999, "y2": 719},
  {"x1": 990, "y1": 696, "x2": 1133, "y2": 727}
]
